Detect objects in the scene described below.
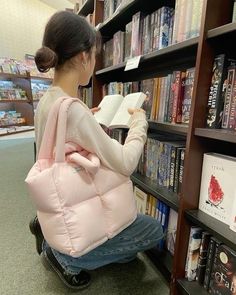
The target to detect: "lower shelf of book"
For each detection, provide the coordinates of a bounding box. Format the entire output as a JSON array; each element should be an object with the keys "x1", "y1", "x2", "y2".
[
  {"x1": 131, "y1": 172, "x2": 179, "y2": 211},
  {"x1": 177, "y1": 279, "x2": 209, "y2": 295},
  {"x1": 145, "y1": 248, "x2": 173, "y2": 282},
  {"x1": 185, "y1": 209, "x2": 236, "y2": 252}
]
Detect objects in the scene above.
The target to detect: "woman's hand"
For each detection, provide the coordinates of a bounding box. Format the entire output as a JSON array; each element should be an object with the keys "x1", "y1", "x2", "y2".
[
  {"x1": 90, "y1": 107, "x2": 101, "y2": 114},
  {"x1": 128, "y1": 108, "x2": 145, "y2": 115}
]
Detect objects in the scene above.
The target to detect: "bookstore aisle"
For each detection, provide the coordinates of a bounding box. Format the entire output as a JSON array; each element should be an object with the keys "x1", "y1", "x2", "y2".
[{"x1": 0, "y1": 140, "x2": 169, "y2": 294}]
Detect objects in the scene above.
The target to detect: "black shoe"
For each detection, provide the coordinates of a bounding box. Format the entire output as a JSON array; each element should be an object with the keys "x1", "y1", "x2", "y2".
[
  {"x1": 41, "y1": 247, "x2": 91, "y2": 290},
  {"x1": 29, "y1": 216, "x2": 44, "y2": 255}
]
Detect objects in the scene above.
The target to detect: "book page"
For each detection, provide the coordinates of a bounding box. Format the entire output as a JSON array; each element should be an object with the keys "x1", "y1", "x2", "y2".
[
  {"x1": 93, "y1": 94, "x2": 124, "y2": 127},
  {"x1": 109, "y1": 92, "x2": 146, "y2": 128}
]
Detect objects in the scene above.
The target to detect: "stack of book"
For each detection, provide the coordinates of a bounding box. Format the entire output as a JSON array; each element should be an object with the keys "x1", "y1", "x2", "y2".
[{"x1": 0, "y1": 81, "x2": 28, "y2": 100}]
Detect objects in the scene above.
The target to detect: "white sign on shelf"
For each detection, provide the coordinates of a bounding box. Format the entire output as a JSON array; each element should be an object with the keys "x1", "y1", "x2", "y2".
[{"x1": 124, "y1": 56, "x2": 141, "y2": 71}]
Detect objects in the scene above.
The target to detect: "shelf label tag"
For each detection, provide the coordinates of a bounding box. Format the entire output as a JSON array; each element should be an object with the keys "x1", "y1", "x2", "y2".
[{"x1": 125, "y1": 56, "x2": 141, "y2": 71}]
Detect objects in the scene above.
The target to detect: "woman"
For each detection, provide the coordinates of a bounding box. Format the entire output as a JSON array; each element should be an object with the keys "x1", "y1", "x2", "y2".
[{"x1": 30, "y1": 11, "x2": 163, "y2": 290}]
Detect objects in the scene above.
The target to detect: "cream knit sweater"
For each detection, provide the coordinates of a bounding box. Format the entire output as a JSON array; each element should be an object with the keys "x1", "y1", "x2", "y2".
[{"x1": 34, "y1": 86, "x2": 148, "y2": 176}]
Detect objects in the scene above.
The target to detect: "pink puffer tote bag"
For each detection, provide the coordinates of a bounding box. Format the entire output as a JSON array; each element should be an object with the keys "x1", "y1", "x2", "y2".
[{"x1": 25, "y1": 97, "x2": 137, "y2": 257}]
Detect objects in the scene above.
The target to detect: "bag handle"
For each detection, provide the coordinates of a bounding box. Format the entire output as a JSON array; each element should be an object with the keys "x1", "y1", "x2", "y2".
[{"x1": 38, "y1": 97, "x2": 77, "y2": 161}]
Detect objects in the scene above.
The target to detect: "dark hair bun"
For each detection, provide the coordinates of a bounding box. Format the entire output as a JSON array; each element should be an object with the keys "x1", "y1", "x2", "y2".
[{"x1": 35, "y1": 46, "x2": 58, "y2": 72}]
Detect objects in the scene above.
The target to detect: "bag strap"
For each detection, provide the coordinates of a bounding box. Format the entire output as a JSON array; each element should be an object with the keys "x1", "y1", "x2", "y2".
[
  {"x1": 38, "y1": 97, "x2": 78, "y2": 161},
  {"x1": 55, "y1": 98, "x2": 78, "y2": 162}
]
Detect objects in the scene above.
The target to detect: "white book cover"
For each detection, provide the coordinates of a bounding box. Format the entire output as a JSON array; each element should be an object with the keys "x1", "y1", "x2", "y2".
[
  {"x1": 199, "y1": 153, "x2": 236, "y2": 225},
  {"x1": 229, "y1": 189, "x2": 236, "y2": 232},
  {"x1": 166, "y1": 208, "x2": 178, "y2": 255},
  {"x1": 133, "y1": 186, "x2": 148, "y2": 215},
  {"x1": 94, "y1": 92, "x2": 146, "y2": 129}
]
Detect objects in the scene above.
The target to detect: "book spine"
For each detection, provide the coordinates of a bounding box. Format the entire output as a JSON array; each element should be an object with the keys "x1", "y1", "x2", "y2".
[
  {"x1": 169, "y1": 145, "x2": 177, "y2": 192},
  {"x1": 222, "y1": 67, "x2": 236, "y2": 128},
  {"x1": 176, "y1": 71, "x2": 186, "y2": 123},
  {"x1": 173, "y1": 147, "x2": 183, "y2": 193},
  {"x1": 159, "y1": 203, "x2": 170, "y2": 250},
  {"x1": 159, "y1": 7, "x2": 171, "y2": 49},
  {"x1": 167, "y1": 72, "x2": 176, "y2": 123},
  {"x1": 171, "y1": 71, "x2": 182, "y2": 123},
  {"x1": 171, "y1": 0, "x2": 180, "y2": 44},
  {"x1": 233, "y1": 0, "x2": 236, "y2": 22},
  {"x1": 229, "y1": 189, "x2": 236, "y2": 232},
  {"x1": 206, "y1": 54, "x2": 228, "y2": 129},
  {"x1": 196, "y1": 232, "x2": 211, "y2": 285},
  {"x1": 228, "y1": 75, "x2": 236, "y2": 129},
  {"x1": 182, "y1": 68, "x2": 195, "y2": 124},
  {"x1": 203, "y1": 238, "x2": 220, "y2": 291},
  {"x1": 208, "y1": 239, "x2": 222, "y2": 293},
  {"x1": 183, "y1": 0, "x2": 193, "y2": 40},
  {"x1": 178, "y1": 148, "x2": 185, "y2": 194}
]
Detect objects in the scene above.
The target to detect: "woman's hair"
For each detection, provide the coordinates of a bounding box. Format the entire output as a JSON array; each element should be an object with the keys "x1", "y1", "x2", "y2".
[{"x1": 35, "y1": 11, "x2": 100, "y2": 73}]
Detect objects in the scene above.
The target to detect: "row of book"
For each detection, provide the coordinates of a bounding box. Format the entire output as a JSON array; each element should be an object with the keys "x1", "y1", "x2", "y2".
[
  {"x1": 206, "y1": 54, "x2": 236, "y2": 130},
  {"x1": 0, "y1": 81, "x2": 27, "y2": 100},
  {"x1": 102, "y1": 67, "x2": 195, "y2": 124},
  {"x1": 134, "y1": 186, "x2": 178, "y2": 255},
  {"x1": 185, "y1": 226, "x2": 236, "y2": 294},
  {"x1": 0, "y1": 111, "x2": 26, "y2": 126},
  {"x1": 31, "y1": 81, "x2": 51, "y2": 101},
  {"x1": 103, "y1": 0, "x2": 204, "y2": 67},
  {"x1": 137, "y1": 136, "x2": 185, "y2": 194},
  {"x1": 0, "y1": 56, "x2": 53, "y2": 79},
  {"x1": 103, "y1": 0, "x2": 125, "y2": 22},
  {"x1": 78, "y1": 86, "x2": 92, "y2": 108}
]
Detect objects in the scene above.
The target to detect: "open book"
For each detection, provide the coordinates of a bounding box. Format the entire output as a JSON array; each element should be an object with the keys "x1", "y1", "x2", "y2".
[{"x1": 94, "y1": 92, "x2": 146, "y2": 128}]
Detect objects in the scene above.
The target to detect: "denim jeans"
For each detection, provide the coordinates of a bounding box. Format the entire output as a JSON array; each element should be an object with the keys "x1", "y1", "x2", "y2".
[{"x1": 43, "y1": 214, "x2": 164, "y2": 274}]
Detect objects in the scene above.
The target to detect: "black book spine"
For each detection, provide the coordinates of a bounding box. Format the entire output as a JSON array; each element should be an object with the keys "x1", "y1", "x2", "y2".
[
  {"x1": 178, "y1": 148, "x2": 185, "y2": 194},
  {"x1": 203, "y1": 237, "x2": 221, "y2": 291},
  {"x1": 196, "y1": 232, "x2": 211, "y2": 285},
  {"x1": 206, "y1": 54, "x2": 227, "y2": 129},
  {"x1": 168, "y1": 145, "x2": 176, "y2": 192}
]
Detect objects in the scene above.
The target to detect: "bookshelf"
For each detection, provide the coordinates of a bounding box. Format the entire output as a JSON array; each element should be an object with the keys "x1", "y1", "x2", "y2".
[
  {"x1": 0, "y1": 72, "x2": 52, "y2": 136},
  {"x1": 77, "y1": 0, "x2": 94, "y2": 16},
  {"x1": 83, "y1": 0, "x2": 236, "y2": 294}
]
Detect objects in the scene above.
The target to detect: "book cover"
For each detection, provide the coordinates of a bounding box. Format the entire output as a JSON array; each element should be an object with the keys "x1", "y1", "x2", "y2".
[
  {"x1": 206, "y1": 54, "x2": 229, "y2": 129},
  {"x1": 209, "y1": 244, "x2": 236, "y2": 294},
  {"x1": 166, "y1": 208, "x2": 178, "y2": 255},
  {"x1": 182, "y1": 67, "x2": 195, "y2": 124},
  {"x1": 199, "y1": 153, "x2": 236, "y2": 225},
  {"x1": 229, "y1": 189, "x2": 236, "y2": 232}
]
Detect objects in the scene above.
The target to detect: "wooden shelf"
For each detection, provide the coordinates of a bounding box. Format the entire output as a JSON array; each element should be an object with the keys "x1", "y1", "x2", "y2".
[
  {"x1": 30, "y1": 76, "x2": 52, "y2": 82},
  {"x1": 177, "y1": 279, "x2": 209, "y2": 295},
  {"x1": 0, "y1": 127, "x2": 34, "y2": 137},
  {"x1": 195, "y1": 128, "x2": 236, "y2": 143},
  {"x1": 77, "y1": 0, "x2": 94, "y2": 16},
  {"x1": 207, "y1": 22, "x2": 236, "y2": 39},
  {"x1": 185, "y1": 209, "x2": 236, "y2": 252},
  {"x1": 131, "y1": 172, "x2": 179, "y2": 211},
  {"x1": 0, "y1": 99, "x2": 30, "y2": 103},
  {"x1": 149, "y1": 120, "x2": 188, "y2": 136},
  {"x1": 0, "y1": 72, "x2": 28, "y2": 80},
  {"x1": 99, "y1": 0, "x2": 175, "y2": 37},
  {"x1": 96, "y1": 37, "x2": 198, "y2": 81},
  {"x1": 146, "y1": 248, "x2": 173, "y2": 282}
]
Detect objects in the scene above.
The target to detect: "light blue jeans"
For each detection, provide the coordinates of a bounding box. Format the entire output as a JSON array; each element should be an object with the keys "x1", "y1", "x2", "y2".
[{"x1": 43, "y1": 214, "x2": 164, "y2": 274}]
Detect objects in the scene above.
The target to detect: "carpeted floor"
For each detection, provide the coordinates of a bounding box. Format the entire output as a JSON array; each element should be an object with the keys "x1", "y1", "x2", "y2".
[{"x1": 0, "y1": 137, "x2": 169, "y2": 295}]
